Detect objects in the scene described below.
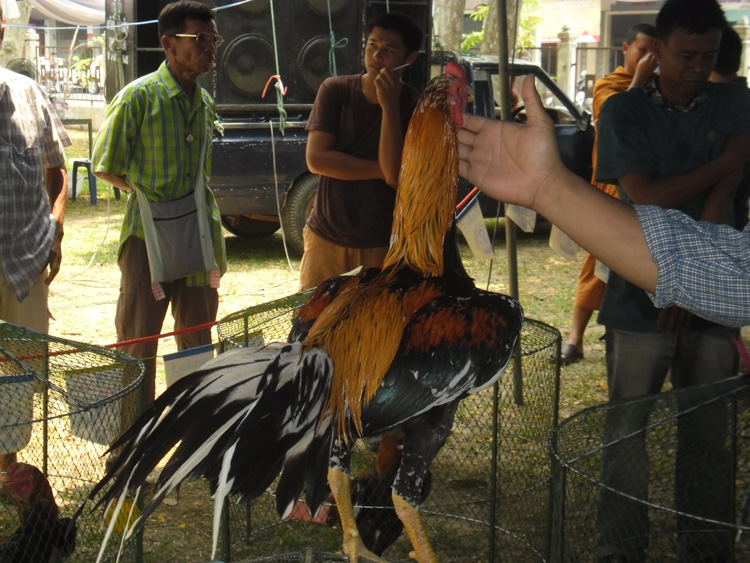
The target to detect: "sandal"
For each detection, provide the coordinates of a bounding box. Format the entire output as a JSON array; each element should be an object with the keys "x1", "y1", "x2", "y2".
[{"x1": 560, "y1": 343, "x2": 584, "y2": 365}]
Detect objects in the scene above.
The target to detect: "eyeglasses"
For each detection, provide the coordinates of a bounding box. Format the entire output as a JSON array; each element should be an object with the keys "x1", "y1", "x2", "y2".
[{"x1": 171, "y1": 32, "x2": 224, "y2": 49}]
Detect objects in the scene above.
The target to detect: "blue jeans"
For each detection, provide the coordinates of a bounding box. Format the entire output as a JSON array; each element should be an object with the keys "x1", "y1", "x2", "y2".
[{"x1": 596, "y1": 327, "x2": 737, "y2": 562}]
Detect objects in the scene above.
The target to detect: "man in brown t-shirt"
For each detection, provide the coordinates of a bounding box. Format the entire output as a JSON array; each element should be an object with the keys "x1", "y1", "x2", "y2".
[{"x1": 300, "y1": 12, "x2": 422, "y2": 290}]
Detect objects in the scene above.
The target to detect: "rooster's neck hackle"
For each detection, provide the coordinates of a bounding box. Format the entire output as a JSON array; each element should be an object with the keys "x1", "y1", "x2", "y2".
[{"x1": 382, "y1": 73, "x2": 462, "y2": 278}]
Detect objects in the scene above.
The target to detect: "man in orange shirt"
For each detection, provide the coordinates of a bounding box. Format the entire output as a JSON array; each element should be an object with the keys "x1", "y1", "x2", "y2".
[{"x1": 561, "y1": 23, "x2": 657, "y2": 364}]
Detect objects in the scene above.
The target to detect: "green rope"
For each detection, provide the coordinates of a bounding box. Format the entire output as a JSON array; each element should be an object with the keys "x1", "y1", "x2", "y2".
[
  {"x1": 268, "y1": 0, "x2": 287, "y2": 133},
  {"x1": 326, "y1": 0, "x2": 349, "y2": 77}
]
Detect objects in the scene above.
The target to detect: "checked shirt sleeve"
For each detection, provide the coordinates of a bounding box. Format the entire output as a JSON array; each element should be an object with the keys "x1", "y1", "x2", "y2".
[{"x1": 636, "y1": 205, "x2": 750, "y2": 327}]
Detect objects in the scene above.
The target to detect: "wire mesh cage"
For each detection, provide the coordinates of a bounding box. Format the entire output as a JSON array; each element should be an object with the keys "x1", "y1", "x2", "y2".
[
  {"x1": 0, "y1": 321, "x2": 144, "y2": 562},
  {"x1": 216, "y1": 293, "x2": 561, "y2": 563},
  {"x1": 550, "y1": 374, "x2": 750, "y2": 562}
]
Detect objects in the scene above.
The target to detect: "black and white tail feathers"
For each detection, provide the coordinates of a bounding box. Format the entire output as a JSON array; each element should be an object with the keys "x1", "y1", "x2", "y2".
[{"x1": 90, "y1": 342, "x2": 334, "y2": 562}]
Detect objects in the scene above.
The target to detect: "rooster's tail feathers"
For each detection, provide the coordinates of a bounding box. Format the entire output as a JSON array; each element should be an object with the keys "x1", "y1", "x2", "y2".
[{"x1": 92, "y1": 342, "x2": 334, "y2": 562}]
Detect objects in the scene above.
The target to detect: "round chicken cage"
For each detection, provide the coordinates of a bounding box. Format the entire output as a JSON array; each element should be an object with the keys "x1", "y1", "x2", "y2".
[
  {"x1": 0, "y1": 321, "x2": 144, "y2": 562},
  {"x1": 215, "y1": 293, "x2": 562, "y2": 563},
  {"x1": 550, "y1": 374, "x2": 750, "y2": 562}
]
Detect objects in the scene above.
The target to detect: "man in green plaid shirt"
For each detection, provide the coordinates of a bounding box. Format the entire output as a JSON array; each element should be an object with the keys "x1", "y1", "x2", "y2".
[{"x1": 93, "y1": 0, "x2": 227, "y2": 407}]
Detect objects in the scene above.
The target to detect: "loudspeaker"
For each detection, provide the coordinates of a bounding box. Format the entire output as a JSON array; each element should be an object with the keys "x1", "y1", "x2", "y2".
[
  {"x1": 212, "y1": 0, "x2": 361, "y2": 106},
  {"x1": 135, "y1": 0, "x2": 432, "y2": 107}
]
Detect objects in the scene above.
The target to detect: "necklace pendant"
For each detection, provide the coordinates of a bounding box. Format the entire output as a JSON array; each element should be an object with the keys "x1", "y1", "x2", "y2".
[{"x1": 186, "y1": 133, "x2": 194, "y2": 144}]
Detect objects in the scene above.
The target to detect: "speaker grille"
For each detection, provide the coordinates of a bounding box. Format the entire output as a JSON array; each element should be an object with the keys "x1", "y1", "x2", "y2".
[
  {"x1": 297, "y1": 36, "x2": 355, "y2": 95},
  {"x1": 221, "y1": 34, "x2": 276, "y2": 98}
]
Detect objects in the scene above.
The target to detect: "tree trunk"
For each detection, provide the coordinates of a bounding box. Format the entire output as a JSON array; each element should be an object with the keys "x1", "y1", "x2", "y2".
[
  {"x1": 480, "y1": 0, "x2": 521, "y2": 56},
  {"x1": 0, "y1": 0, "x2": 33, "y2": 67},
  {"x1": 432, "y1": 0, "x2": 464, "y2": 53}
]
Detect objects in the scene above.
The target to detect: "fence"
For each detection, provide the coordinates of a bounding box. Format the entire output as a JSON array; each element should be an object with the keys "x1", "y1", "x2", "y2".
[
  {"x1": 550, "y1": 375, "x2": 750, "y2": 562},
  {"x1": 36, "y1": 44, "x2": 105, "y2": 103}
]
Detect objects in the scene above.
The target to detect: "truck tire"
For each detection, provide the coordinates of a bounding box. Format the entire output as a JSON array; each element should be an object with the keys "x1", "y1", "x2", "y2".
[
  {"x1": 221, "y1": 215, "x2": 280, "y2": 238},
  {"x1": 281, "y1": 174, "x2": 319, "y2": 256}
]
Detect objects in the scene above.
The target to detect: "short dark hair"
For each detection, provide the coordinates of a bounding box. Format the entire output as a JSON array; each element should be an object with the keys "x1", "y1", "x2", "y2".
[
  {"x1": 366, "y1": 13, "x2": 423, "y2": 55},
  {"x1": 715, "y1": 26, "x2": 742, "y2": 76},
  {"x1": 158, "y1": 0, "x2": 215, "y2": 38},
  {"x1": 656, "y1": 0, "x2": 727, "y2": 43},
  {"x1": 625, "y1": 23, "x2": 657, "y2": 45}
]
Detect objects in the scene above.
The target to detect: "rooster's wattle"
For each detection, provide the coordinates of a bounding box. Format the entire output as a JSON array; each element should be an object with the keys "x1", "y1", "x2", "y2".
[{"x1": 91, "y1": 63, "x2": 523, "y2": 563}]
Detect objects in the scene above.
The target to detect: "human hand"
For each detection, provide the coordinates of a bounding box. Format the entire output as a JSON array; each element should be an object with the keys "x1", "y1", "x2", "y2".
[
  {"x1": 45, "y1": 223, "x2": 63, "y2": 285},
  {"x1": 631, "y1": 52, "x2": 657, "y2": 88},
  {"x1": 374, "y1": 66, "x2": 404, "y2": 112},
  {"x1": 657, "y1": 305, "x2": 693, "y2": 333},
  {"x1": 457, "y1": 74, "x2": 567, "y2": 210}
]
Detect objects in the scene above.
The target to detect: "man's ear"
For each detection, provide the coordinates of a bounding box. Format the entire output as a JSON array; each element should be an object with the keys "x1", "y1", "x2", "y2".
[
  {"x1": 621, "y1": 41, "x2": 629, "y2": 56},
  {"x1": 405, "y1": 51, "x2": 419, "y2": 66},
  {"x1": 160, "y1": 34, "x2": 173, "y2": 55},
  {"x1": 653, "y1": 40, "x2": 664, "y2": 64}
]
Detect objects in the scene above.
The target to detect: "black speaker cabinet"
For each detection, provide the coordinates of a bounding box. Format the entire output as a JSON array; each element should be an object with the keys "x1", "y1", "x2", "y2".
[
  {"x1": 212, "y1": 0, "x2": 361, "y2": 106},
  {"x1": 135, "y1": 0, "x2": 431, "y2": 108}
]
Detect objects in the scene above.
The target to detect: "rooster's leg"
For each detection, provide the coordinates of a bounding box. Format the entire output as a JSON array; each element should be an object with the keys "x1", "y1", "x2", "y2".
[
  {"x1": 392, "y1": 493, "x2": 438, "y2": 563},
  {"x1": 327, "y1": 467, "x2": 387, "y2": 563}
]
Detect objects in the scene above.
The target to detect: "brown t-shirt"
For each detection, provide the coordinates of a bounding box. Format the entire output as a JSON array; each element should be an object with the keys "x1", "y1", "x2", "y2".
[{"x1": 305, "y1": 74, "x2": 419, "y2": 248}]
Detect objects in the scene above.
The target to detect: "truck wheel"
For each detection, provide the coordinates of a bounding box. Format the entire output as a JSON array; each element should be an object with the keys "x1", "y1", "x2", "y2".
[
  {"x1": 281, "y1": 174, "x2": 319, "y2": 256},
  {"x1": 221, "y1": 215, "x2": 280, "y2": 238}
]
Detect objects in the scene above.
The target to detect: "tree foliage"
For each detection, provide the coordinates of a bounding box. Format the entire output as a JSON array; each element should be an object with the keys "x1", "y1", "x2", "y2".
[{"x1": 460, "y1": 0, "x2": 541, "y2": 56}]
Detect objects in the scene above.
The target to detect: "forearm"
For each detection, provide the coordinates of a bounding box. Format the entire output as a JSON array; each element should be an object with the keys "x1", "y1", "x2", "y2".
[
  {"x1": 45, "y1": 167, "x2": 67, "y2": 229},
  {"x1": 44, "y1": 167, "x2": 67, "y2": 284},
  {"x1": 622, "y1": 155, "x2": 741, "y2": 208},
  {"x1": 698, "y1": 169, "x2": 743, "y2": 224},
  {"x1": 532, "y1": 169, "x2": 658, "y2": 293},
  {"x1": 93, "y1": 171, "x2": 131, "y2": 192},
  {"x1": 378, "y1": 107, "x2": 404, "y2": 189},
  {"x1": 306, "y1": 150, "x2": 383, "y2": 181}
]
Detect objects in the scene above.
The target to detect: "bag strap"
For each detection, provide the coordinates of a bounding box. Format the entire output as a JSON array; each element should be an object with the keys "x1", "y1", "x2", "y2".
[{"x1": 193, "y1": 122, "x2": 217, "y2": 274}]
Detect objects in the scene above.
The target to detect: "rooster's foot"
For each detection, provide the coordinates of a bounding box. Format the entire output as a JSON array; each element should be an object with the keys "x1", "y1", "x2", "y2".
[
  {"x1": 342, "y1": 532, "x2": 388, "y2": 562},
  {"x1": 393, "y1": 493, "x2": 437, "y2": 563}
]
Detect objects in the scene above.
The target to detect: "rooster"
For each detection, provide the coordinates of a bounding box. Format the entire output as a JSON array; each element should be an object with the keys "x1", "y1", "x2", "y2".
[
  {"x1": 91, "y1": 62, "x2": 523, "y2": 563},
  {"x1": 0, "y1": 462, "x2": 77, "y2": 563}
]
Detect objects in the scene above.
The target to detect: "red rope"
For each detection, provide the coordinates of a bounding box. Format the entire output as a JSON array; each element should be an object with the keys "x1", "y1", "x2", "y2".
[
  {"x1": 1, "y1": 320, "x2": 219, "y2": 364},
  {"x1": 104, "y1": 320, "x2": 218, "y2": 349}
]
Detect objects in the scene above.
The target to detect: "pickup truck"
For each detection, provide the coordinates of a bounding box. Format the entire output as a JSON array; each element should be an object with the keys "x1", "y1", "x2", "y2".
[{"x1": 211, "y1": 52, "x2": 594, "y2": 255}]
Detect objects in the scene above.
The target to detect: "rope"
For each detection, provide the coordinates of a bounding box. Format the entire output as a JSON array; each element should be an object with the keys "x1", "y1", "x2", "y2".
[
  {"x1": 269, "y1": 121, "x2": 297, "y2": 273},
  {"x1": 267, "y1": 0, "x2": 287, "y2": 134},
  {"x1": 325, "y1": 0, "x2": 348, "y2": 77}
]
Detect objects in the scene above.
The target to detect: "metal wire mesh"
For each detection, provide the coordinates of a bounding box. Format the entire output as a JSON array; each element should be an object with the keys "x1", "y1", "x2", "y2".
[
  {"x1": 550, "y1": 374, "x2": 750, "y2": 562},
  {"x1": 216, "y1": 294, "x2": 561, "y2": 562},
  {"x1": 0, "y1": 321, "x2": 144, "y2": 562}
]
